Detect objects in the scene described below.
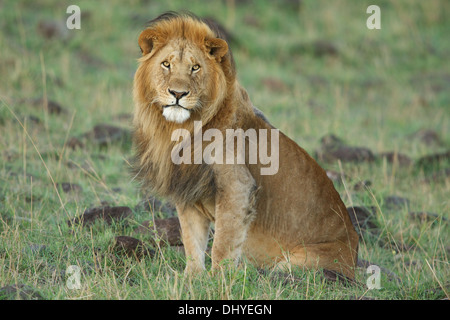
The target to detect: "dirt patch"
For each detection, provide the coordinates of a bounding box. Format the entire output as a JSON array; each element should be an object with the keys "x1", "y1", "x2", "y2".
[
  {"x1": 379, "y1": 152, "x2": 413, "y2": 167},
  {"x1": 57, "y1": 182, "x2": 82, "y2": 193},
  {"x1": 315, "y1": 134, "x2": 375, "y2": 163},
  {"x1": 346, "y1": 206, "x2": 378, "y2": 234},
  {"x1": 68, "y1": 206, "x2": 132, "y2": 227},
  {"x1": 136, "y1": 217, "x2": 182, "y2": 246},
  {"x1": 80, "y1": 124, "x2": 131, "y2": 147},
  {"x1": 112, "y1": 236, "x2": 154, "y2": 260}
]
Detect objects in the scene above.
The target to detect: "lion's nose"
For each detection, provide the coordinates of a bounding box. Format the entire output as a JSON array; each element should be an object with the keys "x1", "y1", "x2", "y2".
[{"x1": 168, "y1": 89, "x2": 189, "y2": 100}]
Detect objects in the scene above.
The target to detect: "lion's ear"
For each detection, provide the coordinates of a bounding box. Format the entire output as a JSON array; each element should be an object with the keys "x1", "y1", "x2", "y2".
[
  {"x1": 205, "y1": 38, "x2": 228, "y2": 62},
  {"x1": 138, "y1": 29, "x2": 158, "y2": 56}
]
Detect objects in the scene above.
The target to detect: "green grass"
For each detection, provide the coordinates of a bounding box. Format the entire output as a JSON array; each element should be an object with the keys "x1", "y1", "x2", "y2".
[{"x1": 0, "y1": 0, "x2": 449, "y2": 300}]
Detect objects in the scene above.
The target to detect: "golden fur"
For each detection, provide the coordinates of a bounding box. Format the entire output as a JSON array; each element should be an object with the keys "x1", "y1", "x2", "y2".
[{"x1": 132, "y1": 12, "x2": 359, "y2": 278}]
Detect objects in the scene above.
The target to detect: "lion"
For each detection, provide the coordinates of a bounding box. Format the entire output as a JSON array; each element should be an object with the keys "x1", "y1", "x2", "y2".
[{"x1": 132, "y1": 12, "x2": 359, "y2": 279}]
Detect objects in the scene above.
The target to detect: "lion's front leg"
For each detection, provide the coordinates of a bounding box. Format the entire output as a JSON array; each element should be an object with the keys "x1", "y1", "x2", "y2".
[
  {"x1": 211, "y1": 165, "x2": 259, "y2": 270},
  {"x1": 176, "y1": 204, "x2": 211, "y2": 275}
]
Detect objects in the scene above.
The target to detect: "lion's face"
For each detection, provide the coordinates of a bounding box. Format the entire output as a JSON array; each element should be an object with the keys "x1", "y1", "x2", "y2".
[
  {"x1": 134, "y1": 17, "x2": 231, "y2": 124},
  {"x1": 149, "y1": 41, "x2": 212, "y2": 123}
]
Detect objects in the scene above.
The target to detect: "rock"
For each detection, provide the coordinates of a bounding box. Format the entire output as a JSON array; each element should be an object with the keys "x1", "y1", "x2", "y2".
[
  {"x1": 0, "y1": 284, "x2": 45, "y2": 300},
  {"x1": 294, "y1": 40, "x2": 339, "y2": 57},
  {"x1": 112, "y1": 236, "x2": 154, "y2": 260},
  {"x1": 57, "y1": 182, "x2": 82, "y2": 193},
  {"x1": 316, "y1": 134, "x2": 375, "y2": 163},
  {"x1": 68, "y1": 206, "x2": 132, "y2": 227},
  {"x1": 379, "y1": 152, "x2": 413, "y2": 167},
  {"x1": 346, "y1": 206, "x2": 378, "y2": 234},
  {"x1": 353, "y1": 180, "x2": 372, "y2": 191},
  {"x1": 416, "y1": 150, "x2": 450, "y2": 168},
  {"x1": 136, "y1": 217, "x2": 182, "y2": 246},
  {"x1": 81, "y1": 124, "x2": 130, "y2": 146},
  {"x1": 320, "y1": 134, "x2": 345, "y2": 148},
  {"x1": 384, "y1": 196, "x2": 410, "y2": 209},
  {"x1": 67, "y1": 137, "x2": 84, "y2": 150},
  {"x1": 29, "y1": 98, "x2": 66, "y2": 115},
  {"x1": 320, "y1": 145, "x2": 375, "y2": 163},
  {"x1": 37, "y1": 20, "x2": 70, "y2": 41}
]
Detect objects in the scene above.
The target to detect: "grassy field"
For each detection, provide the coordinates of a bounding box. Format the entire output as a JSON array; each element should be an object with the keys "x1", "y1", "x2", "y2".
[{"x1": 0, "y1": 0, "x2": 448, "y2": 300}]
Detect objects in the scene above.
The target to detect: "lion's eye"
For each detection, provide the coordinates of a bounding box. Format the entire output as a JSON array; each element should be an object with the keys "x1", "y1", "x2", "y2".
[
  {"x1": 162, "y1": 61, "x2": 170, "y2": 69},
  {"x1": 192, "y1": 64, "x2": 200, "y2": 72}
]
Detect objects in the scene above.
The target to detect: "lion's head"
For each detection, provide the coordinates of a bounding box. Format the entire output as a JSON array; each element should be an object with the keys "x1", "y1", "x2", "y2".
[{"x1": 133, "y1": 12, "x2": 235, "y2": 125}]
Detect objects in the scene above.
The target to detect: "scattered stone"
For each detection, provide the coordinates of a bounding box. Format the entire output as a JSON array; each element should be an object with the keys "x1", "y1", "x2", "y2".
[
  {"x1": 416, "y1": 150, "x2": 450, "y2": 168},
  {"x1": 66, "y1": 137, "x2": 84, "y2": 150},
  {"x1": 384, "y1": 196, "x2": 410, "y2": 209},
  {"x1": 295, "y1": 40, "x2": 339, "y2": 57},
  {"x1": 315, "y1": 134, "x2": 375, "y2": 163},
  {"x1": 320, "y1": 145, "x2": 375, "y2": 163},
  {"x1": 136, "y1": 217, "x2": 182, "y2": 246},
  {"x1": 57, "y1": 182, "x2": 82, "y2": 193},
  {"x1": 68, "y1": 206, "x2": 132, "y2": 227},
  {"x1": 353, "y1": 180, "x2": 372, "y2": 191},
  {"x1": 346, "y1": 206, "x2": 378, "y2": 234},
  {"x1": 81, "y1": 124, "x2": 130, "y2": 146},
  {"x1": 37, "y1": 20, "x2": 70, "y2": 41},
  {"x1": 112, "y1": 236, "x2": 154, "y2": 260},
  {"x1": 24, "y1": 115, "x2": 42, "y2": 125},
  {"x1": 134, "y1": 196, "x2": 177, "y2": 217},
  {"x1": 29, "y1": 98, "x2": 66, "y2": 115},
  {"x1": 0, "y1": 284, "x2": 45, "y2": 300},
  {"x1": 320, "y1": 134, "x2": 345, "y2": 147},
  {"x1": 379, "y1": 152, "x2": 413, "y2": 167}
]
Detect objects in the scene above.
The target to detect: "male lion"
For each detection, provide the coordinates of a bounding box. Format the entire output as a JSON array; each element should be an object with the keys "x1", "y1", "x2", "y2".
[{"x1": 132, "y1": 12, "x2": 359, "y2": 279}]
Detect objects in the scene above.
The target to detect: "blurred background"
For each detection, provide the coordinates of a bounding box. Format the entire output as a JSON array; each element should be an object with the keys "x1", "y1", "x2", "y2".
[{"x1": 1, "y1": 0, "x2": 448, "y2": 150}]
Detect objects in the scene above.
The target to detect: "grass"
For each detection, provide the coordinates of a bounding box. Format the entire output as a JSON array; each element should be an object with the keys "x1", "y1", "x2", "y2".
[{"x1": 0, "y1": 0, "x2": 449, "y2": 300}]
